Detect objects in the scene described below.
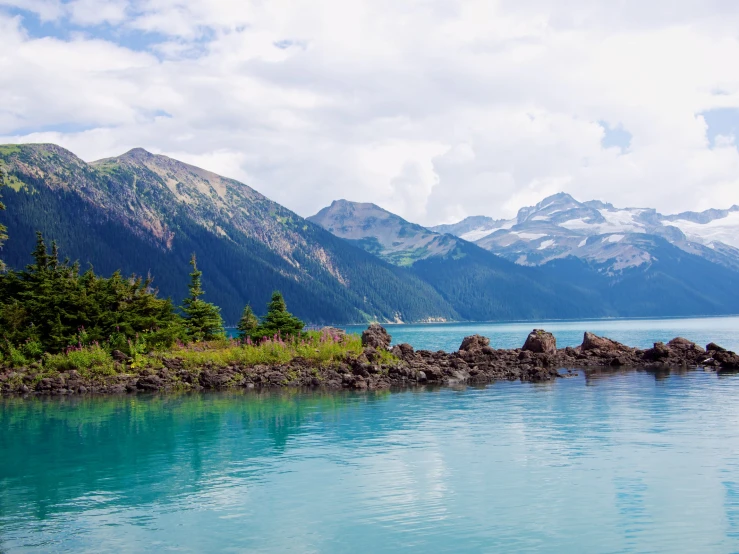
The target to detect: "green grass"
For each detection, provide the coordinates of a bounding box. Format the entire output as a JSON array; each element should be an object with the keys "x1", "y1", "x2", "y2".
[
  {"x1": 160, "y1": 331, "x2": 367, "y2": 369},
  {"x1": 0, "y1": 145, "x2": 21, "y2": 156},
  {"x1": 5, "y1": 331, "x2": 398, "y2": 378},
  {"x1": 43, "y1": 344, "x2": 117, "y2": 377},
  {"x1": 2, "y1": 174, "x2": 27, "y2": 192}
]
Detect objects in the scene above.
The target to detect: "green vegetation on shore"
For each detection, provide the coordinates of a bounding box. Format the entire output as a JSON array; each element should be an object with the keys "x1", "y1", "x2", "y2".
[
  {"x1": 13, "y1": 328, "x2": 369, "y2": 382},
  {"x1": 0, "y1": 160, "x2": 6, "y2": 272},
  {"x1": 0, "y1": 221, "x2": 367, "y2": 374}
]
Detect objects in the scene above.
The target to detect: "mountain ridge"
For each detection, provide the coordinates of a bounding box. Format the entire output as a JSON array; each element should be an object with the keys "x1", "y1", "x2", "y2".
[
  {"x1": 431, "y1": 192, "x2": 739, "y2": 272},
  {"x1": 308, "y1": 198, "x2": 739, "y2": 319},
  {"x1": 4, "y1": 144, "x2": 739, "y2": 323},
  {"x1": 0, "y1": 143, "x2": 458, "y2": 324}
]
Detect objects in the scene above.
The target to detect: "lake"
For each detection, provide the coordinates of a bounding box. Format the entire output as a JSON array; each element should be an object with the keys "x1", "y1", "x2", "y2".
[
  {"x1": 3, "y1": 317, "x2": 739, "y2": 553},
  {"x1": 345, "y1": 315, "x2": 739, "y2": 352}
]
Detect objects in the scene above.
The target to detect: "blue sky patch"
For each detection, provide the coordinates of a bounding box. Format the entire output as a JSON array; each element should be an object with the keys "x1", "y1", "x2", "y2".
[
  {"x1": 701, "y1": 108, "x2": 739, "y2": 148},
  {"x1": 599, "y1": 121, "x2": 632, "y2": 151}
]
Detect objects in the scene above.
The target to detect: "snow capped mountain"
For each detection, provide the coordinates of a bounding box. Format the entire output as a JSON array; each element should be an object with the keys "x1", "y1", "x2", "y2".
[
  {"x1": 431, "y1": 193, "x2": 739, "y2": 272},
  {"x1": 664, "y1": 208, "x2": 739, "y2": 249}
]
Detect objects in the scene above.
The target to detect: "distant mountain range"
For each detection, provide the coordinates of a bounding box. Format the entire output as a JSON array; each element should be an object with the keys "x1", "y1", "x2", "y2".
[
  {"x1": 308, "y1": 200, "x2": 606, "y2": 321},
  {"x1": 2, "y1": 143, "x2": 739, "y2": 323},
  {"x1": 309, "y1": 197, "x2": 739, "y2": 319},
  {"x1": 431, "y1": 192, "x2": 739, "y2": 273}
]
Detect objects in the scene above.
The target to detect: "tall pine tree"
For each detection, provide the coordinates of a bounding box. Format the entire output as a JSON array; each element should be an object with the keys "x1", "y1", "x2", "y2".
[
  {"x1": 0, "y1": 233, "x2": 184, "y2": 353},
  {"x1": 255, "y1": 291, "x2": 304, "y2": 340},
  {"x1": 0, "y1": 168, "x2": 7, "y2": 271},
  {"x1": 237, "y1": 304, "x2": 259, "y2": 339},
  {"x1": 181, "y1": 254, "x2": 225, "y2": 341}
]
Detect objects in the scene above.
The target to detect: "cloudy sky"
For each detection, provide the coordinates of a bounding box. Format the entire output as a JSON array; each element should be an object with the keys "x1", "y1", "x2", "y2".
[{"x1": 1, "y1": 0, "x2": 739, "y2": 225}]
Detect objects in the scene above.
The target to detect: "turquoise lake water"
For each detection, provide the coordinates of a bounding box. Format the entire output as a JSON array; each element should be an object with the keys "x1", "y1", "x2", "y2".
[
  {"x1": 3, "y1": 317, "x2": 739, "y2": 552},
  {"x1": 345, "y1": 315, "x2": 739, "y2": 352}
]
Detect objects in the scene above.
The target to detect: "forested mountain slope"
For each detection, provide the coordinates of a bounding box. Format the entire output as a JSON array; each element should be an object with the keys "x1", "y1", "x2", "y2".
[{"x1": 0, "y1": 144, "x2": 457, "y2": 324}]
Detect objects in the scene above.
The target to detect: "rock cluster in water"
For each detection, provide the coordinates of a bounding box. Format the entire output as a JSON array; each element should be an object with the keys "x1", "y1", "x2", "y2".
[{"x1": 2, "y1": 326, "x2": 738, "y2": 396}]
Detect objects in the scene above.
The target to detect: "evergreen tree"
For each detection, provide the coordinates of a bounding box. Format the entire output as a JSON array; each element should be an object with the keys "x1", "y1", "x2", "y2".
[
  {"x1": 0, "y1": 235, "x2": 183, "y2": 354},
  {"x1": 237, "y1": 304, "x2": 259, "y2": 339},
  {"x1": 0, "y1": 181, "x2": 6, "y2": 271},
  {"x1": 181, "y1": 254, "x2": 224, "y2": 341},
  {"x1": 255, "y1": 291, "x2": 304, "y2": 340}
]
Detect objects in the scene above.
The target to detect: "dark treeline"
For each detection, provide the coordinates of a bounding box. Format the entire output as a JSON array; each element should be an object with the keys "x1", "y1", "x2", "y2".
[
  {"x1": 0, "y1": 232, "x2": 305, "y2": 359},
  {"x1": 0, "y1": 181, "x2": 457, "y2": 324}
]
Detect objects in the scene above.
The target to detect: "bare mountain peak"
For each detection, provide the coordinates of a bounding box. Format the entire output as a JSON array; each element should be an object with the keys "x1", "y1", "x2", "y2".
[
  {"x1": 121, "y1": 147, "x2": 154, "y2": 159},
  {"x1": 328, "y1": 199, "x2": 390, "y2": 213},
  {"x1": 309, "y1": 200, "x2": 458, "y2": 266}
]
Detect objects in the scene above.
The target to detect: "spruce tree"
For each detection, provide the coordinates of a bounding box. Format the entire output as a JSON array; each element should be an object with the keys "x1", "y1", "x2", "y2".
[
  {"x1": 255, "y1": 291, "x2": 304, "y2": 340},
  {"x1": 237, "y1": 304, "x2": 259, "y2": 339},
  {"x1": 1, "y1": 236, "x2": 184, "y2": 354},
  {"x1": 0, "y1": 181, "x2": 6, "y2": 271},
  {"x1": 181, "y1": 254, "x2": 224, "y2": 341}
]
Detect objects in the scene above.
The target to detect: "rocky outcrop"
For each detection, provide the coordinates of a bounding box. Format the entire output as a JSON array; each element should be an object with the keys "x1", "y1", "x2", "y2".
[
  {"x1": 459, "y1": 335, "x2": 490, "y2": 352},
  {"x1": 641, "y1": 338, "x2": 708, "y2": 367},
  {"x1": 581, "y1": 332, "x2": 631, "y2": 353},
  {"x1": 705, "y1": 343, "x2": 739, "y2": 369},
  {"x1": 361, "y1": 323, "x2": 392, "y2": 350},
  {"x1": 522, "y1": 329, "x2": 557, "y2": 354},
  {"x1": 2, "y1": 325, "x2": 738, "y2": 397}
]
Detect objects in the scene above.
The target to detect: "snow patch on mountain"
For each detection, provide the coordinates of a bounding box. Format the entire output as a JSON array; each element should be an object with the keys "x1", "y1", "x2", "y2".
[
  {"x1": 669, "y1": 211, "x2": 739, "y2": 249},
  {"x1": 538, "y1": 240, "x2": 555, "y2": 250},
  {"x1": 436, "y1": 192, "x2": 739, "y2": 272},
  {"x1": 517, "y1": 232, "x2": 548, "y2": 241}
]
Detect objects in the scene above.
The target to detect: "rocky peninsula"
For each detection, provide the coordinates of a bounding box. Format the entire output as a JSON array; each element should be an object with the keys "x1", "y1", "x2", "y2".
[{"x1": 2, "y1": 324, "x2": 738, "y2": 396}]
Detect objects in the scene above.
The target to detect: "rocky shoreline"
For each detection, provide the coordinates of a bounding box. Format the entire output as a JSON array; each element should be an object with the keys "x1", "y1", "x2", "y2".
[{"x1": 2, "y1": 325, "x2": 738, "y2": 397}]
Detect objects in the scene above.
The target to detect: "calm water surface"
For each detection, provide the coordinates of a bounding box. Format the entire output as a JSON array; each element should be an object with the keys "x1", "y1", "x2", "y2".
[
  {"x1": 345, "y1": 315, "x2": 739, "y2": 352},
  {"x1": 3, "y1": 319, "x2": 739, "y2": 553}
]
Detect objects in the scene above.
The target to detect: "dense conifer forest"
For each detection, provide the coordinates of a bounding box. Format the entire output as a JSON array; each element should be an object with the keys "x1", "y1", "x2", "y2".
[{"x1": 0, "y1": 230, "x2": 317, "y2": 360}]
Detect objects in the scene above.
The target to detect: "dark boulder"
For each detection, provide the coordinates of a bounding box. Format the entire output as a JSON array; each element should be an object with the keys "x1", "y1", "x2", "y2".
[
  {"x1": 666, "y1": 337, "x2": 705, "y2": 364},
  {"x1": 714, "y1": 349, "x2": 739, "y2": 370},
  {"x1": 581, "y1": 332, "x2": 630, "y2": 353},
  {"x1": 522, "y1": 329, "x2": 557, "y2": 355},
  {"x1": 707, "y1": 342, "x2": 726, "y2": 353},
  {"x1": 362, "y1": 324, "x2": 392, "y2": 350},
  {"x1": 363, "y1": 347, "x2": 380, "y2": 362},
  {"x1": 668, "y1": 337, "x2": 705, "y2": 354},
  {"x1": 136, "y1": 375, "x2": 162, "y2": 391},
  {"x1": 199, "y1": 369, "x2": 234, "y2": 389},
  {"x1": 391, "y1": 343, "x2": 415, "y2": 361},
  {"x1": 643, "y1": 342, "x2": 671, "y2": 361},
  {"x1": 520, "y1": 364, "x2": 559, "y2": 382},
  {"x1": 459, "y1": 335, "x2": 490, "y2": 352}
]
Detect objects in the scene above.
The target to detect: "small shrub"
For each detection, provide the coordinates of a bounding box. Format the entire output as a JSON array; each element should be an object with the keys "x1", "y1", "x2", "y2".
[
  {"x1": 43, "y1": 344, "x2": 115, "y2": 376},
  {"x1": 20, "y1": 338, "x2": 44, "y2": 360},
  {"x1": 6, "y1": 343, "x2": 28, "y2": 367}
]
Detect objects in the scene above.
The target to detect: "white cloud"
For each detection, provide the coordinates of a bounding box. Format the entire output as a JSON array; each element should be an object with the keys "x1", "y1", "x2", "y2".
[
  {"x1": 1, "y1": 1, "x2": 739, "y2": 225},
  {"x1": 68, "y1": 0, "x2": 128, "y2": 25}
]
